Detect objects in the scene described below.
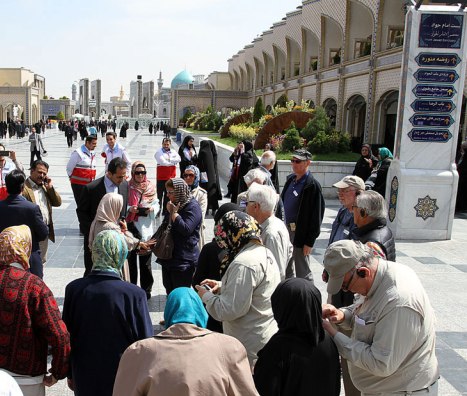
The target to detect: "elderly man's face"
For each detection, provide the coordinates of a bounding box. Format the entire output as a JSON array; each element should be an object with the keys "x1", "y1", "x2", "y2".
[{"x1": 338, "y1": 187, "x2": 358, "y2": 210}]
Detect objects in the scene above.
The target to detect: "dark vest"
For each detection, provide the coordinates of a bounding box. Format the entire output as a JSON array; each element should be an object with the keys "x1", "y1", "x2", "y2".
[{"x1": 352, "y1": 218, "x2": 396, "y2": 261}]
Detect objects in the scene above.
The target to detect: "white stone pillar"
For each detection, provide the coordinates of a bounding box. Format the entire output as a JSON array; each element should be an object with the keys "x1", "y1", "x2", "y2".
[{"x1": 387, "y1": 5, "x2": 467, "y2": 239}]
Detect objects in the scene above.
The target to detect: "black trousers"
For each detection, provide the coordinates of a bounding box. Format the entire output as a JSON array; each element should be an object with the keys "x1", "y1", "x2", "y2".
[
  {"x1": 71, "y1": 183, "x2": 84, "y2": 205},
  {"x1": 66, "y1": 135, "x2": 73, "y2": 147},
  {"x1": 156, "y1": 179, "x2": 169, "y2": 216},
  {"x1": 30, "y1": 150, "x2": 41, "y2": 167},
  {"x1": 128, "y1": 250, "x2": 154, "y2": 294},
  {"x1": 161, "y1": 265, "x2": 195, "y2": 295}
]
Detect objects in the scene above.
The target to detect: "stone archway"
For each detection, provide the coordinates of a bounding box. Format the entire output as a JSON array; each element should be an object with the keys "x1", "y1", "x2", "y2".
[
  {"x1": 374, "y1": 90, "x2": 399, "y2": 150},
  {"x1": 254, "y1": 111, "x2": 314, "y2": 149},
  {"x1": 323, "y1": 98, "x2": 337, "y2": 128},
  {"x1": 344, "y1": 94, "x2": 367, "y2": 151}
]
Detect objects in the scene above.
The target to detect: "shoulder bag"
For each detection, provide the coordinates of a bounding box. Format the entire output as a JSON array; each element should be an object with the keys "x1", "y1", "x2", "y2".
[{"x1": 151, "y1": 218, "x2": 174, "y2": 259}]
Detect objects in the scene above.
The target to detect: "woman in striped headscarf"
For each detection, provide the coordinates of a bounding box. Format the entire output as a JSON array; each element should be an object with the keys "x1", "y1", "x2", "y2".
[{"x1": 157, "y1": 177, "x2": 202, "y2": 295}]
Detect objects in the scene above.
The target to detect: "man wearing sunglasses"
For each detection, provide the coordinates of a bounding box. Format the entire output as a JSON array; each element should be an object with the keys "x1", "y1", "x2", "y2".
[
  {"x1": 322, "y1": 240, "x2": 439, "y2": 396},
  {"x1": 280, "y1": 149, "x2": 325, "y2": 281}
]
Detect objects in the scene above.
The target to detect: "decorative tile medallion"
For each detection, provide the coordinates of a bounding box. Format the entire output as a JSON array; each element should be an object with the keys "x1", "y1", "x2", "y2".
[
  {"x1": 414, "y1": 195, "x2": 439, "y2": 220},
  {"x1": 389, "y1": 176, "x2": 399, "y2": 222}
]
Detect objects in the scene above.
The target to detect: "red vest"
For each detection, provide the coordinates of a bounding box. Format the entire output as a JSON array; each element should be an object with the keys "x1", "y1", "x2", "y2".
[{"x1": 70, "y1": 147, "x2": 96, "y2": 185}]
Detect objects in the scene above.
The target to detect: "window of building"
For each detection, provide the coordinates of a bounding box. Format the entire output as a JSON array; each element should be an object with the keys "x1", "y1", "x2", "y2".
[
  {"x1": 294, "y1": 62, "x2": 300, "y2": 76},
  {"x1": 270, "y1": 71, "x2": 274, "y2": 84},
  {"x1": 330, "y1": 49, "x2": 341, "y2": 66},
  {"x1": 309, "y1": 57, "x2": 318, "y2": 72},
  {"x1": 354, "y1": 39, "x2": 372, "y2": 58},
  {"x1": 281, "y1": 67, "x2": 286, "y2": 80},
  {"x1": 387, "y1": 27, "x2": 404, "y2": 49}
]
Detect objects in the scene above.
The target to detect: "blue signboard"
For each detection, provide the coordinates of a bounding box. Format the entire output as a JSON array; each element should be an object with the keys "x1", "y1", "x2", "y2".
[
  {"x1": 412, "y1": 84, "x2": 456, "y2": 98},
  {"x1": 415, "y1": 53, "x2": 461, "y2": 67},
  {"x1": 411, "y1": 99, "x2": 455, "y2": 113},
  {"x1": 408, "y1": 129, "x2": 452, "y2": 142},
  {"x1": 419, "y1": 14, "x2": 463, "y2": 48},
  {"x1": 409, "y1": 114, "x2": 454, "y2": 127},
  {"x1": 42, "y1": 105, "x2": 61, "y2": 116},
  {"x1": 414, "y1": 69, "x2": 459, "y2": 83}
]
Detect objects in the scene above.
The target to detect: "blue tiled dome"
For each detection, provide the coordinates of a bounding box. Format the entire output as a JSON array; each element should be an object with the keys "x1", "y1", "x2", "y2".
[{"x1": 171, "y1": 70, "x2": 194, "y2": 89}]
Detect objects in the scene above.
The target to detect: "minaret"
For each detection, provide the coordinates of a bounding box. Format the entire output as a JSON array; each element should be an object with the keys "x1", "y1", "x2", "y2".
[
  {"x1": 119, "y1": 85, "x2": 124, "y2": 101},
  {"x1": 157, "y1": 71, "x2": 163, "y2": 99}
]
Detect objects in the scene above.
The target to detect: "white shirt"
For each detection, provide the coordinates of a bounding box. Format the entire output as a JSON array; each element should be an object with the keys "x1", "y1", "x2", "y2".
[
  {"x1": 28, "y1": 178, "x2": 50, "y2": 225},
  {"x1": 101, "y1": 143, "x2": 132, "y2": 174},
  {"x1": 154, "y1": 148, "x2": 181, "y2": 166}
]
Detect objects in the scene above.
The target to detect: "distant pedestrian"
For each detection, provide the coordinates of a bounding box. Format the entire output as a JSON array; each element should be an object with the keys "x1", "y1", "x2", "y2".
[
  {"x1": 134, "y1": 120, "x2": 139, "y2": 131},
  {"x1": 65, "y1": 121, "x2": 74, "y2": 147},
  {"x1": 197, "y1": 140, "x2": 221, "y2": 215},
  {"x1": 148, "y1": 122, "x2": 153, "y2": 134},
  {"x1": 28, "y1": 127, "x2": 46, "y2": 167}
]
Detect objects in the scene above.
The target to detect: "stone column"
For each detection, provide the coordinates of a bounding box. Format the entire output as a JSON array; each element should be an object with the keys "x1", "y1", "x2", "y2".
[{"x1": 387, "y1": 5, "x2": 467, "y2": 239}]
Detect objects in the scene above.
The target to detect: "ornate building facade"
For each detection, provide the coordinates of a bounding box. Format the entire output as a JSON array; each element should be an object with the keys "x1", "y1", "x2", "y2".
[
  {"x1": 0, "y1": 67, "x2": 45, "y2": 125},
  {"x1": 226, "y1": 0, "x2": 467, "y2": 148}
]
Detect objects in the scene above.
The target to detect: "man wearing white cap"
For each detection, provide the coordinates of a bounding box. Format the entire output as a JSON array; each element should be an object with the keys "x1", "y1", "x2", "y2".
[{"x1": 321, "y1": 240, "x2": 439, "y2": 396}]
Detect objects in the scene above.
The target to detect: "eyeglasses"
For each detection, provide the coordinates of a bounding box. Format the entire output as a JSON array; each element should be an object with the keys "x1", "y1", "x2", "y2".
[
  {"x1": 134, "y1": 171, "x2": 147, "y2": 175},
  {"x1": 338, "y1": 188, "x2": 355, "y2": 194},
  {"x1": 166, "y1": 190, "x2": 175, "y2": 195},
  {"x1": 290, "y1": 159, "x2": 304, "y2": 164},
  {"x1": 183, "y1": 173, "x2": 195, "y2": 178},
  {"x1": 342, "y1": 268, "x2": 357, "y2": 292}
]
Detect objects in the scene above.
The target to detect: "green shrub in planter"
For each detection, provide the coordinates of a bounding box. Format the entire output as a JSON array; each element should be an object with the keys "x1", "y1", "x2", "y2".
[
  {"x1": 301, "y1": 106, "x2": 330, "y2": 142},
  {"x1": 308, "y1": 131, "x2": 332, "y2": 154},
  {"x1": 282, "y1": 122, "x2": 302, "y2": 152}
]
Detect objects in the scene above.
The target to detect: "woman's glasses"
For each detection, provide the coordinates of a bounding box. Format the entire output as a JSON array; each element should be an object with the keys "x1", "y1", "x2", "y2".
[
  {"x1": 183, "y1": 173, "x2": 195, "y2": 178},
  {"x1": 134, "y1": 171, "x2": 147, "y2": 175}
]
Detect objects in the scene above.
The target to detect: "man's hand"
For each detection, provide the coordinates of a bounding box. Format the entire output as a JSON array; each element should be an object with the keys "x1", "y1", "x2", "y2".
[
  {"x1": 9, "y1": 150, "x2": 17, "y2": 162},
  {"x1": 195, "y1": 279, "x2": 220, "y2": 298},
  {"x1": 43, "y1": 374, "x2": 58, "y2": 387},
  {"x1": 322, "y1": 303, "x2": 344, "y2": 324},
  {"x1": 303, "y1": 244, "x2": 313, "y2": 256}
]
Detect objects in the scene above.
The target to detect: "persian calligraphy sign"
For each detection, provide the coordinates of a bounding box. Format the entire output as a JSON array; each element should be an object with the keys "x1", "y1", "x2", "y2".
[
  {"x1": 419, "y1": 14, "x2": 463, "y2": 48},
  {"x1": 414, "y1": 69, "x2": 459, "y2": 83}
]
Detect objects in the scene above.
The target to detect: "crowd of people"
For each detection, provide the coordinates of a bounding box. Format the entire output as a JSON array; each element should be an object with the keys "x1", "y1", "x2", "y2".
[{"x1": 0, "y1": 127, "x2": 446, "y2": 396}]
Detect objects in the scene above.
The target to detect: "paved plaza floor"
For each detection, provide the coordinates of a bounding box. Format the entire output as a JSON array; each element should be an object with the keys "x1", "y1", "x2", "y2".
[{"x1": 1, "y1": 128, "x2": 467, "y2": 395}]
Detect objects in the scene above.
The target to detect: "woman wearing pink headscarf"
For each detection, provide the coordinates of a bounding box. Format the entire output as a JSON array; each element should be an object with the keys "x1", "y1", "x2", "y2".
[{"x1": 126, "y1": 161, "x2": 160, "y2": 299}]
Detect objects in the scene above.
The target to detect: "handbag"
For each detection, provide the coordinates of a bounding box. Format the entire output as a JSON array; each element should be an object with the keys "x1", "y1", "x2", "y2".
[{"x1": 151, "y1": 219, "x2": 174, "y2": 259}]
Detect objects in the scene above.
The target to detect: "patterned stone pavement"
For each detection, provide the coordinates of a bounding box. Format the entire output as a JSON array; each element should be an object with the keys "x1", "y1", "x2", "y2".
[{"x1": 1, "y1": 127, "x2": 466, "y2": 395}]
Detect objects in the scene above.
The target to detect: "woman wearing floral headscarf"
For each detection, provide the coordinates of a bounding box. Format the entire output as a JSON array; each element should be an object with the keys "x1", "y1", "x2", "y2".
[
  {"x1": 126, "y1": 161, "x2": 160, "y2": 299},
  {"x1": 63, "y1": 230, "x2": 153, "y2": 396},
  {"x1": 158, "y1": 177, "x2": 202, "y2": 295},
  {"x1": 182, "y1": 165, "x2": 207, "y2": 248},
  {"x1": 0, "y1": 225, "x2": 70, "y2": 396},
  {"x1": 195, "y1": 210, "x2": 280, "y2": 367}
]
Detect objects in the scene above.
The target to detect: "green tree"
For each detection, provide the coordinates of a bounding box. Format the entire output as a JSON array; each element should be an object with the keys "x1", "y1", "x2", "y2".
[
  {"x1": 274, "y1": 94, "x2": 288, "y2": 108},
  {"x1": 301, "y1": 106, "x2": 330, "y2": 142},
  {"x1": 43, "y1": 95, "x2": 48, "y2": 99},
  {"x1": 281, "y1": 122, "x2": 302, "y2": 152},
  {"x1": 253, "y1": 97, "x2": 265, "y2": 122},
  {"x1": 59, "y1": 96, "x2": 69, "y2": 100},
  {"x1": 56, "y1": 111, "x2": 65, "y2": 120}
]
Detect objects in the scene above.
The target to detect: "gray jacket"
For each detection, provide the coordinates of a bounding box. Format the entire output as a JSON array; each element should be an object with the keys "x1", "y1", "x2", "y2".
[{"x1": 29, "y1": 132, "x2": 45, "y2": 152}]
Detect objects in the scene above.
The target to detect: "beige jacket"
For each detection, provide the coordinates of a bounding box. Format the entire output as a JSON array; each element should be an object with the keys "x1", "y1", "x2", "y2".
[
  {"x1": 22, "y1": 178, "x2": 62, "y2": 242},
  {"x1": 113, "y1": 324, "x2": 259, "y2": 396}
]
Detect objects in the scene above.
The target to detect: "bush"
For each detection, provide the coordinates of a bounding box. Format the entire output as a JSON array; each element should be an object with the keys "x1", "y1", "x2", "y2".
[
  {"x1": 180, "y1": 109, "x2": 192, "y2": 125},
  {"x1": 308, "y1": 131, "x2": 332, "y2": 154},
  {"x1": 301, "y1": 106, "x2": 330, "y2": 141},
  {"x1": 229, "y1": 124, "x2": 257, "y2": 141},
  {"x1": 253, "y1": 97, "x2": 265, "y2": 123},
  {"x1": 307, "y1": 130, "x2": 351, "y2": 154},
  {"x1": 275, "y1": 94, "x2": 288, "y2": 108},
  {"x1": 281, "y1": 122, "x2": 302, "y2": 152},
  {"x1": 56, "y1": 111, "x2": 65, "y2": 121}
]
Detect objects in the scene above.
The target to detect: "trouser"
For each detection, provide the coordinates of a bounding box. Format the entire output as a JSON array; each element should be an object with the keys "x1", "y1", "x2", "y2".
[
  {"x1": 30, "y1": 150, "x2": 41, "y2": 167},
  {"x1": 39, "y1": 238, "x2": 49, "y2": 264},
  {"x1": 128, "y1": 250, "x2": 154, "y2": 295},
  {"x1": 19, "y1": 383, "x2": 45, "y2": 396},
  {"x1": 161, "y1": 265, "x2": 195, "y2": 295},
  {"x1": 83, "y1": 234, "x2": 92, "y2": 276},
  {"x1": 71, "y1": 183, "x2": 84, "y2": 205},
  {"x1": 361, "y1": 380, "x2": 438, "y2": 395},
  {"x1": 66, "y1": 135, "x2": 73, "y2": 147},
  {"x1": 287, "y1": 228, "x2": 314, "y2": 281},
  {"x1": 156, "y1": 179, "x2": 169, "y2": 216},
  {"x1": 342, "y1": 356, "x2": 361, "y2": 396},
  {"x1": 30, "y1": 252, "x2": 43, "y2": 279}
]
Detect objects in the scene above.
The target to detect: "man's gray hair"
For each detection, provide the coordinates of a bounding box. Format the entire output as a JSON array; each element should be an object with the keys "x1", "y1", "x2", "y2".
[
  {"x1": 356, "y1": 190, "x2": 387, "y2": 220},
  {"x1": 243, "y1": 168, "x2": 267, "y2": 187},
  {"x1": 247, "y1": 183, "x2": 278, "y2": 213},
  {"x1": 260, "y1": 150, "x2": 276, "y2": 166}
]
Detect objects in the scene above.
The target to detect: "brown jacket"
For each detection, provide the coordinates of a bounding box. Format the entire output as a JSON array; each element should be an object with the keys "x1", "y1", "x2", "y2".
[
  {"x1": 22, "y1": 178, "x2": 62, "y2": 242},
  {"x1": 113, "y1": 323, "x2": 259, "y2": 396}
]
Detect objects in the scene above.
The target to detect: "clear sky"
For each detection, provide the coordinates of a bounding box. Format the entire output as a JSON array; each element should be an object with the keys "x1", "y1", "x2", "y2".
[{"x1": 4, "y1": 0, "x2": 300, "y2": 101}]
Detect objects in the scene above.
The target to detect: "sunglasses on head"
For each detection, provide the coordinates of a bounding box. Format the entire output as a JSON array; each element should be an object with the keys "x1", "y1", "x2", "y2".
[{"x1": 134, "y1": 171, "x2": 147, "y2": 175}]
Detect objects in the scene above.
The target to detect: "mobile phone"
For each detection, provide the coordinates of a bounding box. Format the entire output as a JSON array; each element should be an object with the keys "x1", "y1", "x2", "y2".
[
  {"x1": 202, "y1": 284, "x2": 212, "y2": 291},
  {"x1": 0, "y1": 150, "x2": 10, "y2": 157},
  {"x1": 136, "y1": 207, "x2": 149, "y2": 216}
]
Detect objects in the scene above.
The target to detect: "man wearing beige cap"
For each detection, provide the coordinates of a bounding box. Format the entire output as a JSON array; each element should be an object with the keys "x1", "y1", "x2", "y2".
[
  {"x1": 327, "y1": 175, "x2": 365, "y2": 396},
  {"x1": 321, "y1": 240, "x2": 439, "y2": 396},
  {"x1": 281, "y1": 149, "x2": 325, "y2": 281}
]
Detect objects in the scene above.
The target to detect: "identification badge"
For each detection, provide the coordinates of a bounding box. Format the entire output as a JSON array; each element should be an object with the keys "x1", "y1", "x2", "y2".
[
  {"x1": 343, "y1": 229, "x2": 349, "y2": 236},
  {"x1": 293, "y1": 190, "x2": 298, "y2": 197}
]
